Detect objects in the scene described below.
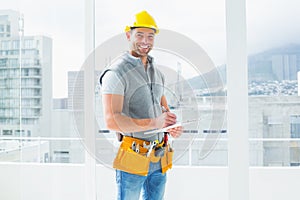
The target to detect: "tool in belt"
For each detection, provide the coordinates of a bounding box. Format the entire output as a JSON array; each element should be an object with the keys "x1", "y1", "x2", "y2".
[{"x1": 113, "y1": 134, "x2": 173, "y2": 176}]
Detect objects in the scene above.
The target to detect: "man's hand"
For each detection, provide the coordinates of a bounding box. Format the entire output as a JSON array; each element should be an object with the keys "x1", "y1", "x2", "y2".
[
  {"x1": 155, "y1": 112, "x2": 177, "y2": 129},
  {"x1": 168, "y1": 126, "x2": 183, "y2": 138},
  {"x1": 154, "y1": 111, "x2": 183, "y2": 138}
]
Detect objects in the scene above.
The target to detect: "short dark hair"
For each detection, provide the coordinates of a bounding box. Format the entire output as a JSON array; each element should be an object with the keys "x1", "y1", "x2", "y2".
[{"x1": 130, "y1": 27, "x2": 157, "y2": 33}]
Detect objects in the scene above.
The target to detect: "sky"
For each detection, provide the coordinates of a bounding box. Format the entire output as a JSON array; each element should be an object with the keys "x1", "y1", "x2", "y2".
[{"x1": 1, "y1": 0, "x2": 300, "y2": 98}]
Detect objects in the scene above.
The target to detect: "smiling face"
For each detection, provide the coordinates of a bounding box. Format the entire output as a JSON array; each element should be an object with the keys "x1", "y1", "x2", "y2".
[{"x1": 126, "y1": 27, "x2": 155, "y2": 57}]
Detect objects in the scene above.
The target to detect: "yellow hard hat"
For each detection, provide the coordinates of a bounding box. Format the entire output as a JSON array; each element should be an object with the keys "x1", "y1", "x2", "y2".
[{"x1": 125, "y1": 10, "x2": 159, "y2": 34}]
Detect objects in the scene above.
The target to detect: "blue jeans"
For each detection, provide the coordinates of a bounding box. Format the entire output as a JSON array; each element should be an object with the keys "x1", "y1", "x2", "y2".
[{"x1": 116, "y1": 161, "x2": 167, "y2": 200}]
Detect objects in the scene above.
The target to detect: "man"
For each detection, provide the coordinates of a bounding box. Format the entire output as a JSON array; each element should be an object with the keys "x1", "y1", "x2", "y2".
[{"x1": 100, "y1": 10, "x2": 182, "y2": 200}]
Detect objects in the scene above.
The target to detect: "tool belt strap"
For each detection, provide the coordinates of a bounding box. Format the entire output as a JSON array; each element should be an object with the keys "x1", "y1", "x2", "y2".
[{"x1": 122, "y1": 136, "x2": 164, "y2": 148}]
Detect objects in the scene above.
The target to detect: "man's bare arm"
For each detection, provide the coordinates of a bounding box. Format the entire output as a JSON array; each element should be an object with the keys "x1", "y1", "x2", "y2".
[
  {"x1": 160, "y1": 95, "x2": 170, "y2": 111},
  {"x1": 102, "y1": 94, "x2": 176, "y2": 133}
]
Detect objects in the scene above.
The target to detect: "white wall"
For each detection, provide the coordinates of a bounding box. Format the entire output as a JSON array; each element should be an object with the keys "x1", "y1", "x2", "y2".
[
  {"x1": 1, "y1": 164, "x2": 300, "y2": 200},
  {"x1": 0, "y1": 163, "x2": 85, "y2": 200},
  {"x1": 250, "y1": 167, "x2": 300, "y2": 200}
]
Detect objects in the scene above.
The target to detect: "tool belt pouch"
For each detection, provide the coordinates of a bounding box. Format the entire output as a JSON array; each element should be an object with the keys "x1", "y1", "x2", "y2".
[
  {"x1": 161, "y1": 145, "x2": 174, "y2": 174},
  {"x1": 113, "y1": 143, "x2": 150, "y2": 176}
]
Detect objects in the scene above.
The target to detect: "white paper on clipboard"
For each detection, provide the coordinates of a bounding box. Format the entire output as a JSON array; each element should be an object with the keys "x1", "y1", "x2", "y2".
[
  {"x1": 144, "y1": 119, "x2": 198, "y2": 135},
  {"x1": 144, "y1": 123, "x2": 181, "y2": 135}
]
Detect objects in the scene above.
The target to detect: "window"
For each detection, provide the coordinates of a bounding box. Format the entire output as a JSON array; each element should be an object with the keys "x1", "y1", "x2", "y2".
[
  {"x1": 290, "y1": 146, "x2": 300, "y2": 166},
  {"x1": 0, "y1": 58, "x2": 7, "y2": 67},
  {"x1": 0, "y1": 25, "x2": 4, "y2": 32},
  {"x1": 264, "y1": 146, "x2": 286, "y2": 166},
  {"x1": 7, "y1": 58, "x2": 18, "y2": 67},
  {"x1": 12, "y1": 40, "x2": 19, "y2": 49},
  {"x1": 22, "y1": 69, "x2": 29, "y2": 76},
  {"x1": 0, "y1": 15, "x2": 8, "y2": 21},
  {"x1": 291, "y1": 115, "x2": 300, "y2": 138},
  {"x1": 24, "y1": 49, "x2": 37, "y2": 55},
  {"x1": 95, "y1": 0, "x2": 227, "y2": 167},
  {"x1": 0, "y1": 40, "x2": 10, "y2": 49},
  {"x1": 53, "y1": 150, "x2": 70, "y2": 163},
  {"x1": 2, "y1": 129, "x2": 13, "y2": 135},
  {"x1": 22, "y1": 58, "x2": 34, "y2": 66},
  {"x1": 15, "y1": 130, "x2": 25, "y2": 136},
  {"x1": 24, "y1": 39, "x2": 34, "y2": 49}
]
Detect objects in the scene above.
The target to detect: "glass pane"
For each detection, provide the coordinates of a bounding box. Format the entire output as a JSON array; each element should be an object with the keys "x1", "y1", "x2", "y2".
[
  {"x1": 0, "y1": 1, "x2": 87, "y2": 200},
  {"x1": 247, "y1": 0, "x2": 300, "y2": 166},
  {"x1": 95, "y1": 1, "x2": 227, "y2": 199},
  {"x1": 250, "y1": 141, "x2": 300, "y2": 167},
  {"x1": 95, "y1": 0, "x2": 227, "y2": 168},
  {"x1": 0, "y1": 1, "x2": 85, "y2": 164}
]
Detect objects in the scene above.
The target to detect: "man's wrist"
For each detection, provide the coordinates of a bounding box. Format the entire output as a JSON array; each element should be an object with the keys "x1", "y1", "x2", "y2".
[{"x1": 149, "y1": 118, "x2": 158, "y2": 130}]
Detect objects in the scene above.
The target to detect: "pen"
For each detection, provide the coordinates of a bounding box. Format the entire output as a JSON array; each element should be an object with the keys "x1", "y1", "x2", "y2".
[{"x1": 161, "y1": 105, "x2": 168, "y2": 113}]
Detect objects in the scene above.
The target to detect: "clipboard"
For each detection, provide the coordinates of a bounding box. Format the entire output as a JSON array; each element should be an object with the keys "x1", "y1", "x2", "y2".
[{"x1": 144, "y1": 119, "x2": 198, "y2": 134}]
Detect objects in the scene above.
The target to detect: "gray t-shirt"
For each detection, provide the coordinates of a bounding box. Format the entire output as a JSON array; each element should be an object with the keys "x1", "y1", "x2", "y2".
[
  {"x1": 100, "y1": 52, "x2": 165, "y2": 141},
  {"x1": 101, "y1": 71, "x2": 125, "y2": 95}
]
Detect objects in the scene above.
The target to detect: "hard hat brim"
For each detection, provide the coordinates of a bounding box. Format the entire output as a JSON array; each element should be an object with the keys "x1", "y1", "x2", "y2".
[{"x1": 125, "y1": 25, "x2": 159, "y2": 34}]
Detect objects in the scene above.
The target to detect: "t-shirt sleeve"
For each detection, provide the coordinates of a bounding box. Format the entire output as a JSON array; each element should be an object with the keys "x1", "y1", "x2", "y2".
[{"x1": 101, "y1": 71, "x2": 125, "y2": 95}]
